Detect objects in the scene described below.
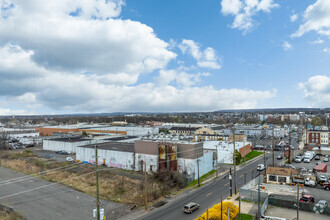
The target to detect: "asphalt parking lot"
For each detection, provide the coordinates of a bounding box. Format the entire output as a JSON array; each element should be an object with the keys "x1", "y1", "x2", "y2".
[
  {"x1": 0, "y1": 166, "x2": 126, "y2": 220},
  {"x1": 291, "y1": 156, "x2": 329, "y2": 171}
]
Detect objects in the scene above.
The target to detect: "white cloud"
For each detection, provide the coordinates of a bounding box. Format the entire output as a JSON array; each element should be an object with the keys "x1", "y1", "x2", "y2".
[
  {"x1": 0, "y1": 0, "x2": 176, "y2": 76},
  {"x1": 292, "y1": 0, "x2": 330, "y2": 37},
  {"x1": 323, "y1": 48, "x2": 330, "y2": 53},
  {"x1": 299, "y1": 75, "x2": 330, "y2": 107},
  {"x1": 0, "y1": 108, "x2": 32, "y2": 116},
  {"x1": 0, "y1": 44, "x2": 275, "y2": 112},
  {"x1": 179, "y1": 40, "x2": 221, "y2": 69},
  {"x1": 282, "y1": 41, "x2": 292, "y2": 51},
  {"x1": 221, "y1": 0, "x2": 243, "y2": 15},
  {"x1": 156, "y1": 69, "x2": 210, "y2": 87},
  {"x1": 309, "y1": 38, "x2": 324, "y2": 45},
  {"x1": 220, "y1": 0, "x2": 279, "y2": 32},
  {"x1": 290, "y1": 13, "x2": 298, "y2": 22}
]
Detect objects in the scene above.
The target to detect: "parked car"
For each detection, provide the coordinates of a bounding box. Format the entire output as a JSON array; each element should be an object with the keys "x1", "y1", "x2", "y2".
[
  {"x1": 323, "y1": 182, "x2": 330, "y2": 190},
  {"x1": 277, "y1": 155, "x2": 283, "y2": 160},
  {"x1": 56, "y1": 150, "x2": 69, "y2": 155},
  {"x1": 257, "y1": 164, "x2": 265, "y2": 171},
  {"x1": 183, "y1": 202, "x2": 200, "y2": 214},
  {"x1": 316, "y1": 200, "x2": 328, "y2": 208},
  {"x1": 66, "y1": 157, "x2": 74, "y2": 162},
  {"x1": 318, "y1": 175, "x2": 328, "y2": 184},
  {"x1": 316, "y1": 161, "x2": 321, "y2": 165},
  {"x1": 315, "y1": 155, "x2": 320, "y2": 160},
  {"x1": 324, "y1": 157, "x2": 329, "y2": 162},
  {"x1": 300, "y1": 195, "x2": 315, "y2": 203},
  {"x1": 304, "y1": 158, "x2": 311, "y2": 163}
]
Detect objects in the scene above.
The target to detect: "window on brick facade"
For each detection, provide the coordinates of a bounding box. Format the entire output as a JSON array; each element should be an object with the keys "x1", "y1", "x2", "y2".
[{"x1": 312, "y1": 134, "x2": 314, "y2": 137}]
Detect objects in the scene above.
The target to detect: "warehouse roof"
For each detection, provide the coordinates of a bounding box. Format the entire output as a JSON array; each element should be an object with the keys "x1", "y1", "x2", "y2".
[
  {"x1": 169, "y1": 127, "x2": 198, "y2": 131},
  {"x1": 78, "y1": 142, "x2": 134, "y2": 152},
  {"x1": 49, "y1": 136, "x2": 92, "y2": 142}
]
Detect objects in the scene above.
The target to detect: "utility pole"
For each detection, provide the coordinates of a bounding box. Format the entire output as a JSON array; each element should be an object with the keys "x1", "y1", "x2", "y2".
[
  {"x1": 95, "y1": 145, "x2": 100, "y2": 220},
  {"x1": 221, "y1": 195, "x2": 223, "y2": 220},
  {"x1": 263, "y1": 130, "x2": 266, "y2": 169},
  {"x1": 229, "y1": 168, "x2": 232, "y2": 197},
  {"x1": 288, "y1": 125, "x2": 291, "y2": 163},
  {"x1": 144, "y1": 162, "x2": 148, "y2": 211},
  {"x1": 197, "y1": 157, "x2": 200, "y2": 187},
  {"x1": 216, "y1": 144, "x2": 219, "y2": 178},
  {"x1": 272, "y1": 126, "x2": 275, "y2": 167},
  {"x1": 296, "y1": 185, "x2": 299, "y2": 220},
  {"x1": 239, "y1": 192, "x2": 241, "y2": 220},
  {"x1": 257, "y1": 172, "x2": 261, "y2": 219},
  {"x1": 233, "y1": 127, "x2": 237, "y2": 194},
  {"x1": 207, "y1": 207, "x2": 209, "y2": 220}
]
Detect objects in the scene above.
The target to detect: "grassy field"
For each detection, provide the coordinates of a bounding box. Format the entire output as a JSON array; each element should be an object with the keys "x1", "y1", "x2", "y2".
[
  {"x1": 239, "y1": 151, "x2": 264, "y2": 165},
  {"x1": 236, "y1": 213, "x2": 254, "y2": 220}
]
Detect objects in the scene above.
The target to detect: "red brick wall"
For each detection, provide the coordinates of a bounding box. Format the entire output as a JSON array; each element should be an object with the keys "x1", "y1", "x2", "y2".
[
  {"x1": 308, "y1": 132, "x2": 320, "y2": 145},
  {"x1": 239, "y1": 144, "x2": 251, "y2": 157}
]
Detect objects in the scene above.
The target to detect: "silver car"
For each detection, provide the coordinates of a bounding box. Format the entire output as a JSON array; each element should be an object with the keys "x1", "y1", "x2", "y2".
[{"x1": 183, "y1": 202, "x2": 200, "y2": 214}]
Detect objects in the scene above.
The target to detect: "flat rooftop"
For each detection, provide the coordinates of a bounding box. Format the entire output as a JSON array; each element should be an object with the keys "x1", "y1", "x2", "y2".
[
  {"x1": 49, "y1": 136, "x2": 92, "y2": 142},
  {"x1": 78, "y1": 142, "x2": 134, "y2": 152}
]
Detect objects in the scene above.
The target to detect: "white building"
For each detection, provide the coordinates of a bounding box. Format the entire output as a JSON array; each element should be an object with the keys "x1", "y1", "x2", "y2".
[
  {"x1": 203, "y1": 140, "x2": 252, "y2": 164},
  {"x1": 76, "y1": 142, "x2": 135, "y2": 170},
  {"x1": 43, "y1": 137, "x2": 110, "y2": 153}
]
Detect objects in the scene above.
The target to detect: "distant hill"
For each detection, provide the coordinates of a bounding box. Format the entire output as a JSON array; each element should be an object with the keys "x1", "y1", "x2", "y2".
[{"x1": 214, "y1": 108, "x2": 330, "y2": 113}]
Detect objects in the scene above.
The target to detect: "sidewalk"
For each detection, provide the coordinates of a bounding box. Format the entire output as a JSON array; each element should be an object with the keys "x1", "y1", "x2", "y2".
[{"x1": 227, "y1": 193, "x2": 258, "y2": 216}]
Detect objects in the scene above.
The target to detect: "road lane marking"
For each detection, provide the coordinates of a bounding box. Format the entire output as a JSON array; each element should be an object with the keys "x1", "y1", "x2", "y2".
[
  {"x1": 206, "y1": 192, "x2": 213, "y2": 197},
  {"x1": 225, "y1": 182, "x2": 229, "y2": 186}
]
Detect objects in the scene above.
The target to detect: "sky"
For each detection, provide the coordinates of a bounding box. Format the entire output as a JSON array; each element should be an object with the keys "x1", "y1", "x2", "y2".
[{"x1": 0, "y1": 0, "x2": 329, "y2": 115}]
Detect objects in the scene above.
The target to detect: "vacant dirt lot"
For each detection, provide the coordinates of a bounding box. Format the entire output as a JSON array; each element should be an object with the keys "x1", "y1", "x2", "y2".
[{"x1": 0, "y1": 150, "x2": 185, "y2": 207}]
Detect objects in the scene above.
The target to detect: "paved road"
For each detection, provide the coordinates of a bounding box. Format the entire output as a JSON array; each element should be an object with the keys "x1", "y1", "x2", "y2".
[
  {"x1": 140, "y1": 136, "x2": 300, "y2": 220},
  {"x1": 0, "y1": 166, "x2": 124, "y2": 220},
  {"x1": 140, "y1": 150, "x2": 284, "y2": 220}
]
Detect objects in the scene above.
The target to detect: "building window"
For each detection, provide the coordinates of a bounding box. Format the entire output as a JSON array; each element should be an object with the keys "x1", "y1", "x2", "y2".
[
  {"x1": 312, "y1": 134, "x2": 314, "y2": 138},
  {"x1": 278, "y1": 177, "x2": 286, "y2": 183},
  {"x1": 316, "y1": 134, "x2": 318, "y2": 137},
  {"x1": 269, "y1": 175, "x2": 277, "y2": 182}
]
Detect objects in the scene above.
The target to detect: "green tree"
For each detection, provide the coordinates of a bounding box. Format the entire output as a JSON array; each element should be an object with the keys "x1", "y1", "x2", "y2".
[
  {"x1": 311, "y1": 117, "x2": 323, "y2": 126},
  {"x1": 234, "y1": 150, "x2": 242, "y2": 165}
]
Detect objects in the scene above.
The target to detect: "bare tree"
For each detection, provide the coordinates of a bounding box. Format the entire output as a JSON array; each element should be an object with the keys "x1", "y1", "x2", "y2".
[{"x1": 0, "y1": 132, "x2": 9, "y2": 165}]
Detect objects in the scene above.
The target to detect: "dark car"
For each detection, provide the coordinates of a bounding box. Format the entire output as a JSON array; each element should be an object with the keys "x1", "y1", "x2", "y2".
[
  {"x1": 277, "y1": 155, "x2": 283, "y2": 160},
  {"x1": 300, "y1": 195, "x2": 315, "y2": 203},
  {"x1": 315, "y1": 155, "x2": 320, "y2": 160}
]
